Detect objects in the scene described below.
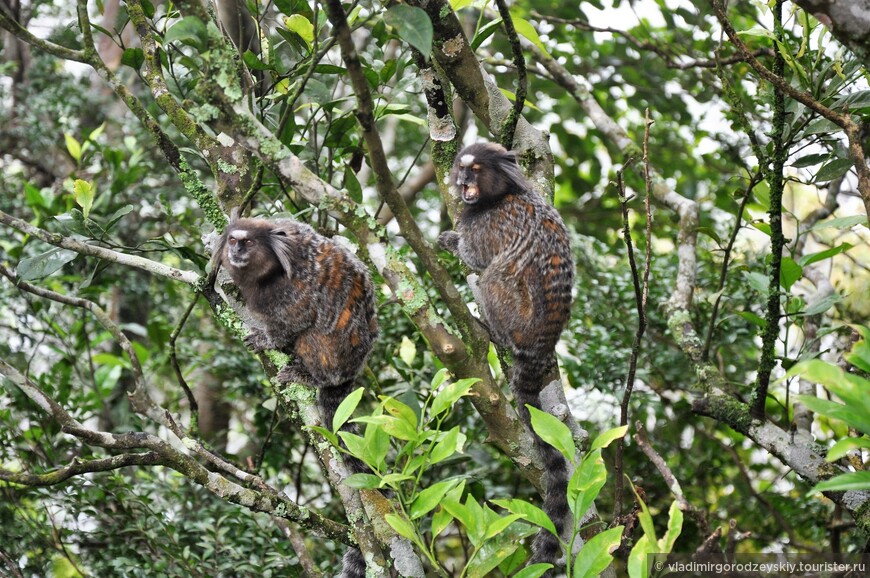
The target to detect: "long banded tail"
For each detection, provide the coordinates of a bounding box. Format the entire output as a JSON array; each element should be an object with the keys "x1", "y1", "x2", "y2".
[{"x1": 511, "y1": 352, "x2": 570, "y2": 570}]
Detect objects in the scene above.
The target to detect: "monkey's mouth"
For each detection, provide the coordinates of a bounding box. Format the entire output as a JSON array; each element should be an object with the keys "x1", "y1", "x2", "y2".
[
  {"x1": 228, "y1": 254, "x2": 249, "y2": 268},
  {"x1": 461, "y1": 184, "x2": 480, "y2": 204}
]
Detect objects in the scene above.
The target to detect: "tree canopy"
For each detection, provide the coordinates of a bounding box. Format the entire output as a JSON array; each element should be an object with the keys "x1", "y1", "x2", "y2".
[{"x1": 1, "y1": 0, "x2": 869, "y2": 576}]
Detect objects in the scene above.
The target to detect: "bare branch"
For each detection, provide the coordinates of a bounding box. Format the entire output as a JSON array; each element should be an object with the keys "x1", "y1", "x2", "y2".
[
  {"x1": 0, "y1": 453, "x2": 163, "y2": 487},
  {"x1": 0, "y1": 210, "x2": 200, "y2": 285}
]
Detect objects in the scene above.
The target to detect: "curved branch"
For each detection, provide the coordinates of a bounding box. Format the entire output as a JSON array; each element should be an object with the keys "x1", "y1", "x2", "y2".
[
  {"x1": 0, "y1": 210, "x2": 200, "y2": 285},
  {"x1": 0, "y1": 453, "x2": 163, "y2": 487}
]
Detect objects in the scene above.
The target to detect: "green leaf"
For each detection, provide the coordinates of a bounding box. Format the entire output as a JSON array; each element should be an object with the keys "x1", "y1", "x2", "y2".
[
  {"x1": 527, "y1": 405, "x2": 575, "y2": 461},
  {"x1": 450, "y1": 0, "x2": 476, "y2": 10},
  {"x1": 384, "y1": 5, "x2": 433, "y2": 56},
  {"x1": 344, "y1": 166, "x2": 362, "y2": 203},
  {"x1": 484, "y1": 514, "x2": 524, "y2": 540},
  {"x1": 510, "y1": 13, "x2": 548, "y2": 56},
  {"x1": 385, "y1": 513, "x2": 419, "y2": 543},
  {"x1": 399, "y1": 335, "x2": 416, "y2": 366},
  {"x1": 779, "y1": 257, "x2": 803, "y2": 291},
  {"x1": 382, "y1": 397, "x2": 417, "y2": 430},
  {"x1": 467, "y1": 520, "x2": 535, "y2": 578},
  {"x1": 410, "y1": 479, "x2": 460, "y2": 519},
  {"x1": 491, "y1": 498, "x2": 558, "y2": 537},
  {"x1": 572, "y1": 525, "x2": 623, "y2": 578},
  {"x1": 589, "y1": 425, "x2": 628, "y2": 452},
  {"x1": 344, "y1": 473, "x2": 381, "y2": 489},
  {"x1": 283, "y1": 14, "x2": 314, "y2": 48},
  {"x1": 337, "y1": 431, "x2": 366, "y2": 460},
  {"x1": 798, "y1": 243, "x2": 853, "y2": 267},
  {"x1": 242, "y1": 50, "x2": 272, "y2": 71},
  {"x1": 795, "y1": 395, "x2": 870, "y2": 434},
  {"x1": 73, "y1": 179, "x2": 95, "y2": 220},
  {"x1": 660, "y1": 500, "x2": 683, "y2": 553},
  {"x1": 65, "y1": 134, "x2": 81, "y2": 162},
  {"x1": 567, "y1": 449, "x2": 606, "y2": 518},
  {"x1": 845, "y1": 329, "x2": 870, "y2": 373},
  {"x1": 164, "y1": 16, "x2": 207, "y2": 47},
  {"x1": 738, "y1": 311, "x2": 767, "y2": 329},
  {"x1": 17, "y1": 247, "x2": 78, "y2": 281},
  {"x1": 431, "y1": 506, "x2": 453, "y2": 538},
  {"x1": 472, "y1": 18, "x2": 503, "y2": 50},
  {"x1": 120, "y1": 47, "x2": 144, "y2": 70},
  {"x1": 790, "y1": 153, "x2": 828, "y2": 168},
  {"x1": 333, "y1": 387, "x2": 364, "y2": 432},
  {"x1": 512, "y1": 564, "x2": 553, "y2": 578},
  {"x1": 826, "y1": 437, "x2": 870, "y2": 462},
  {"x1": 814, "y1": 158, "x2": 853, "y2": 182},
  {"x1": 431, "y1": 377, "x2": 477, "y2": 416},
  {"x1": 429, "y1": 426, "x2": 466, "y2": 465},
  {"x1": 307, "y1": 425, "x2": 339, "y2": 447},
  {"x1": 743, "y1": 271, "x2": 769, "y2": 294},
  {"x1": 800, "y1": 292, "x2": 843, "y2": 317},
  {"x1": 809, "y1": 215, "x2": 868, "y2": 232},
  {"x1": 812, "y1": 471, "x2": 870, "y2": 493},
  {"x1": 627, "y1": 534, "x2": 655, "y2": 578}
]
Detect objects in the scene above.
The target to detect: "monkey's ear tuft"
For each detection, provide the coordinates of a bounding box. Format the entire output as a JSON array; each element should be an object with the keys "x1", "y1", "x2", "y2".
[{"x1": 268, "y1": 227, "x2": 296, "y2": 276}]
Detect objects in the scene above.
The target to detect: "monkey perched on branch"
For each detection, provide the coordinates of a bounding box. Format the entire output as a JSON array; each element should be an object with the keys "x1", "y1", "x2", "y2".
[
  {"x1": 439, "y1": 142, "x2": 575, "y2": 569},
  {"x1": 212, "y1": 215, "x2": 377, "y2": 578}
]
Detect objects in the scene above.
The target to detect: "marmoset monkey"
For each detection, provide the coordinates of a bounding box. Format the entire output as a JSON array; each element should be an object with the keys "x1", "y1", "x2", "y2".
[
  {"x1": 439, "y1": 143, "x2": 574, "y2": 569},
  {"x1": 212, "y1": 216, "x2": 377, "y2": 578}
]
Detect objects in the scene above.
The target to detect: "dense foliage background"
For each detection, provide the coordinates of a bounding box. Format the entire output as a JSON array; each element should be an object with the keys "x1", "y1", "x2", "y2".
[{"x1": 1, "y1": 0, "x2": 869, "y2": 576}]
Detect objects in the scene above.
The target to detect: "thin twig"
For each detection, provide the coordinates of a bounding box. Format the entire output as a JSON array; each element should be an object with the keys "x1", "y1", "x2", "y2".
[
  {"x1": 0, "y1": 209, "x2": 199, "y2": 285},
  {"x1": 169, "y1": 293, "x2": 200, "y2": 432},
  {"x1": 634, "y1": 422, "x2": 709, "y2": 536},
  {"x1": 494, "y1": 0, "x2": 526, "y2": 147},
  {"x1": 702, "y1": 170, "x2": 762, "y2": 360}
]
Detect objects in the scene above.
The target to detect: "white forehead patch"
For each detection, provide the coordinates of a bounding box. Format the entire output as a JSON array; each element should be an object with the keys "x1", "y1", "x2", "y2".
[
  {"x1": 229, "y1": 230, "x2": 249, "y2": 240},
  {"x1": 460, "y1": 154, "x2": 475, "y2": 167}
]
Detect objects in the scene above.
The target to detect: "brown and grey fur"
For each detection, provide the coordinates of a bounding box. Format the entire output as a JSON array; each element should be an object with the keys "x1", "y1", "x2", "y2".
[
  {"x1": 439, "y1": 143, "x2": 574, "y2": 569},
  {"x1": 212, "y1": 216, "x2": 377, "y2": 578}
]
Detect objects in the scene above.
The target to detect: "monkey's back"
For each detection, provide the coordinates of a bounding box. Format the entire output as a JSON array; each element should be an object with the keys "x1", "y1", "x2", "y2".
[
  {"x1": 457, "y1": 190, "x2": 574, "y2": 356},
  {"x1": 227, "y1": 220, "x2": 378, "y2": 387}
]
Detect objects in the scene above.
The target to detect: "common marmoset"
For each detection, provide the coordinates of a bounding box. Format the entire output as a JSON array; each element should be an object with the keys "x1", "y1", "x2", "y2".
[
  {"x1": 439, "y1": 143, "x2": 574, "y2": 568},
  {"x1": 212, "y1": 216, "x2": 377, "y2": 578}
]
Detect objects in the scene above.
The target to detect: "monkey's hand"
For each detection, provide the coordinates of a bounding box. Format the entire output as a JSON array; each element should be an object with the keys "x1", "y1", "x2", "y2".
[
  {"x1": 243, "y1": 327, "x2": 272, "y2": 353},
  {"x1": 437, "y1": 230, "x2": 460, "y2": 254},
  {"x1": 277, "y1": 362, "x2": 314, "y2": 386}
]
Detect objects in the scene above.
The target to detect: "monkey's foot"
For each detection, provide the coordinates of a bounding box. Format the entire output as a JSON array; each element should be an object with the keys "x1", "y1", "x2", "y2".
[
  {"x1": 243, "y1": 328, "x2": 271, "y2": 353},
  {"x1": 277, "y1": 364, "x2": 314, "y2": 386}
]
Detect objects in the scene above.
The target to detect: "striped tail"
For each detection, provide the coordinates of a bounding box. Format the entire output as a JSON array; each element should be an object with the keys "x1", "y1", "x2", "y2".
[
  {"x1": 511, "y1": 351, "x2": 569, "y2": 571},
  {"x1": 319, "y1": 380, "x2": 368, "y2": 577}
]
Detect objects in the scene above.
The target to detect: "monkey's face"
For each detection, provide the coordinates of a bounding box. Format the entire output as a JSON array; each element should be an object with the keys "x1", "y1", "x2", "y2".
[
  {"x1": 453, "y1": 153, "x2": 481, "y2": 204},
  {"x1": 225, "y1": 228, "x2": 256, "y2": 269},
  {"x1": 222, "y1": 226, "x2": 289, "y2": 282},
  {"x1": 451, "y1": 143, "x2": 526, "y2": 207}
]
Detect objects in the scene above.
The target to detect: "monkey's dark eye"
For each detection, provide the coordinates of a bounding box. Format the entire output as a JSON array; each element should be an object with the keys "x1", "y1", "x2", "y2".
[
  {"x1": 228, "y1": 238, "x2": 237, "y2": 246},
  {"x1": 245, "y1": 239, "x2": 254, "y2": 247}
]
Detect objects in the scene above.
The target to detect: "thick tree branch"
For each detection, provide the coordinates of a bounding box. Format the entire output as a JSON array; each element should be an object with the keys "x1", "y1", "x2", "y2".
[
  {"x1": 693, "y1": 394, "x2": 870, "y2": 534},
  {"x1": 0, "y1": 210, "x2": 200, "y2": 285}
]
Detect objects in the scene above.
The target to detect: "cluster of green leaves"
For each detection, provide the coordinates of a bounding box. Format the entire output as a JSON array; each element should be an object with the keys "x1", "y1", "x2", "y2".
[{"x1": 789, "y1": 327, "x2": 870, "y2": 493}]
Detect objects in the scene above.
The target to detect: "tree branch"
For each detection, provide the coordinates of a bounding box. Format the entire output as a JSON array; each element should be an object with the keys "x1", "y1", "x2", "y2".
[
  {"x1": 0, "y1": 209, "x2": 200, "y2": 285},
  {"x1": 0, "y1": 453, "x2": 163, "y2": 487},
  {"x1": 0, "y1": 359, "x2": 353, "y2": 544}
]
